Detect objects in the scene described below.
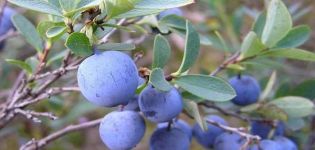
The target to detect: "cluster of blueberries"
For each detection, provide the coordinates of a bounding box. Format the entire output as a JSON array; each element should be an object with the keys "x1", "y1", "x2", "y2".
[
  {"x1": 76, "y1": 8, "x2": 299, "y2": 150},
  {"x1": 77, "y1": 50, "x2": 297, "y2": 150},
  {"x1": 0, "y1": 7, "x2": 16, "y2": 50}
]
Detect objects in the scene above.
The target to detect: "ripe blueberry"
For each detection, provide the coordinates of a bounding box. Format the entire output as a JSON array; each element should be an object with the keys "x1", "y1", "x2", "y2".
[
  {"x1": 157, "y1": 119, "x2": 192, "y2": 140},
  {"x1": 77, "y1": 51, "x2": 138, "y2": 107},
  {"x1": 99, "y1": 111, "x2": 145, "y2": 150},
  {"x1": 139, "y1": 85, "x2": 183, "y2": 123},
  {"x1": 214, "y1": 132, "x2": 246, "y2": 150},
  {"x1": 150, "y1": 127, "x2": 190, "y2": 150},
  {"x1": 228, "y1": 75, "x2": 261, "y2": 106},
  {"x1": 193, "y1": 115, "x2": 228, "y2": 148}
]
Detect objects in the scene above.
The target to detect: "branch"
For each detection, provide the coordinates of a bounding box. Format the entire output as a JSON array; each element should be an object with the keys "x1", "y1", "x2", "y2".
[
  {"x1": 205, "y1": 119, "x2": 261, "y2": 150},
  {"x1": 99, "y1": 18, "x2": 126, "y2": 44},
  {"x1": 20, "y1": 118, "x2": 102, "y2": 150}
]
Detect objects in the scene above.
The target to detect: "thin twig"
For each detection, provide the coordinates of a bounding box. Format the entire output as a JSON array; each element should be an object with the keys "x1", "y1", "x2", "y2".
[
  {"x1": 20, "y1": 118, "x2": 102, "y2": 150},
  {"x1": 99, "y1": 18, "x2": 126, "y2": 44}
]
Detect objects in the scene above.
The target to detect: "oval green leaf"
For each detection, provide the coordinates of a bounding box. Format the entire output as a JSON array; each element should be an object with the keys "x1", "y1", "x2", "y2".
[
  {"x1": 269, "y1": 96, "x2": 315, "y2": 118},
  {"x1": 149, "y1": 68, "x2": 172, "y2": 92},
  {"x1": 174, "y1": 75, "x2": 236, "y2": 102}
]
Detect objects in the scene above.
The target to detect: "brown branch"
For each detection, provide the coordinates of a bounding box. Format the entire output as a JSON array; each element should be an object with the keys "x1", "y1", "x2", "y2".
[{"x1": 20, "y1": 118, "x2": 102, "y2": 150}]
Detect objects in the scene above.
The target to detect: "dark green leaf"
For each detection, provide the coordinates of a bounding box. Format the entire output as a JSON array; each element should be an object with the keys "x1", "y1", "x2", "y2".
[
  {"x1": 65, "y1": 32, "x2": 92, "y2": 57},
  {"x1": 173, "y1": 21, "x2": 200, "y2": 75},
  {"x1": 12, "y1": 14, "x2": 44, "y2": 52},
  {"x1": 290, "y1": 79, "x2": 315, "y2": 100},
  {"x1": 269, "y1": 96, "x2": 315, "y2": 118},
  {"x1": 149, "y1": 68, "x2": 172, "y2": 92},
  {"x1": 275, "y1": 25, "x2": 311, "y2": 48},
  {"x1": 152, "y1": 35, "x2": 171, "y2": 69},
  {"x1": 261, "y1": 48, "x2": 315, "y2": 61},
  {"x1": 174, "y1": 75, "x2": 236, "y2": 102},
  {"x1": 97, "y1": 43, "x2": 135, "y2": 51},
  {"x1": 6, "y1": 59, "x2": 32, "y2": 74},
  {"x1": 256, "y1": 104, "x2": 288, "y2": 121},
  {"x1": 8, "y1": 0, "x2": 63, "y2": 16},
  {"x1": 262, "y1": 0, "x2": 292, "y2": 47}
]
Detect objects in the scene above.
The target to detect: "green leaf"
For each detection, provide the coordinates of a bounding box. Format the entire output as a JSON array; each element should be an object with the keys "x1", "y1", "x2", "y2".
[
  {"x1": 65, "y1": 32, "x2": 92, "y2": 57},
  {"x1": 47, "y1": 50, "x2": 68, "y2": 65},
  {"x1": 6, "y1": 59, "x2": 32, "y2": 75},
  {"x1": 104, "y1": 0, "x2": 136, "y2": 19},
  {"x1": 8, "y1": 0, "x2": 63, "y2": 16},
  {"x1": 149, "y1": 68, "x2": 172, "y2": 92},
  {"x1": 65, "y1": 0, "x2": 102, "y2": 17},
  {"x1": 260, "y1": 71, "x2": 277, "y2": 100},
  {"x1": 135, "y1": 0, "x2": 194, "y2": 9},
  {"x1": 173, "y1": 21, "x2": 200, "y2": 75},
  {"x1": 261, "y1": 48, "x2": 315, "y2": 61},
  {"x1": 115, "y1": 8, "x2": 162, "y2": 18},
  {"x1": 286, "y1": 117, "x2": 305, "y2": 131},
  {"x1": 240, "y1": 31, "x2": 266, "y2": 58},
  {"x1": 256, "y1": 104, "x2": 288, "y2": 121},
  {"x1": 262, "y1": 0, "x2": 292, "y2": 47},
  {"x1": 269, "y1": 96, "x2": 315, "y2": 118},
  {"x1": 46, "y1": 26, "x2": 67, "y2": 38},
  {"x1": 97, "y1": 43, "x2": 135, "y2": 51},
  {"x1": 152, "y1": 35, "x2": 171, "y2": 69},
  {"x1": 290, "y1": 79, "x2": 315, "y2": 100},
  {"x1": 275, "y1": 25, "x2": 311, "y2": 48},
  {"x1": 158, "y1": 15, "x2": 186, "y2": 31},
  {"x1": 37, "y1": 21, "x2": 65, "y2": 39},
  {"x1": 183, "y1": 99, "x2": 208, "y2": 131},
  {"x1": 116, "y1": 0, "x2": 194, "y2": 18},
  {"x1": 12, "y1": 14, "x2": 44, "y2": 53},
  {"x1": 174, "y1": 75, "x2": 236, "y2": 102},
  {"x1": 252, "y1": 12, "x2": 266, "y2": 38},
  {"x1": 59, "y1": 0, "x2": 79, "y2": 12}
]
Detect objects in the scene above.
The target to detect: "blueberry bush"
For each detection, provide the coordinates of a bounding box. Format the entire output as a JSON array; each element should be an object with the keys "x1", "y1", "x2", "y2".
[{"x1": 0, "y1": 0, "x2": 315, "y2": 149}]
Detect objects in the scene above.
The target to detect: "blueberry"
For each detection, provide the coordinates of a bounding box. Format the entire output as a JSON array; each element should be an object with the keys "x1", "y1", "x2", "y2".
[
  {"x1": 99, "y1": 111, "x2": 146, "y2": 150},
  {"x1": 0, "y1": 7, "x2": 16, "y2": 35},
  {"x1": 274, "y1": 136, "x2": 298, "y2": 150},
  {"x1": 158, "y1": 8, "x2": 183, "y2": 20},
  {"x1": 139, "y1": 85, "x2": 183, "y2": 123},
  {"x1": 214, "y1": 132, "x2": 246, "y2": 150},
  {"x1": 228, "y1": 75, "x2": 261, "y2": 106},
  {"x1": 248, "y1": 140, "x2": 281, "y2": 150},
  {"x1": 150, "y1": 127, "x2": 190, "y2": 150},
  {"x1": 251, "y1": 121, "x2": 285, "y2": 139},
  {"x1": 124, "y1": 77, "x2": 146, "y2": 111},
  {"x1": 77, "y1": 51, "x2": 138, "y2": 107},
  {"x1": 157, "y1": 119, "x2": 192, "y2": 140},
  {"x1": 193, "y1": 115, "x2": 228, "y2": 148}
]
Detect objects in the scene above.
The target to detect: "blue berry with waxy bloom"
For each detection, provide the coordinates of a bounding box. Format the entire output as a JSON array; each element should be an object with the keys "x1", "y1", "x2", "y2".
[
  {"x1": 251, "y1": 121, "x2": 285, "y2": 139},
  {"x1": 274, "y1": 136, "x2": 298, "y2": 150},
  {"x1": 99, "y1": 111, "x2": 146, "y2": 150},
  {"x1": 157, "y1": 119, "x2": 192, "y2": 140},
  {"x1": 150, "y1": 127, "x2": 190, "y2": 150},
  {"x1": 214, "y1": 132, "x2": 246, "y2": 150},
  {"x1": 228, "y1": 75, "x2": 261, "y2": 106},
  {"x1": 193, "y1": 115, "x2": 228, "y2": 148},
  {"x1": 77, "y1": 51, "x2": 138, "y2": 107},
  {"x1": 124, "y1": 77, "x2": 146, "y2": 111},
  {"x1": 0, "y1": 7, "x2": 16, "y2": 51},
  {"x1": 158, "y1": 8, "x2": 183, "y2": 20},
  {"x1": 248, "y1": 139, "x2": 282, "y2": 150},
  {"x1": 139, "y1": 85, "x2": 183, "y2": 123}
]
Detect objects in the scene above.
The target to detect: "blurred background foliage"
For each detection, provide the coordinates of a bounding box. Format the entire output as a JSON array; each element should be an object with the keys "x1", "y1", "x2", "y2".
[{"x1": 1, "y1": 0, "x2": 315, "y2": 149}]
